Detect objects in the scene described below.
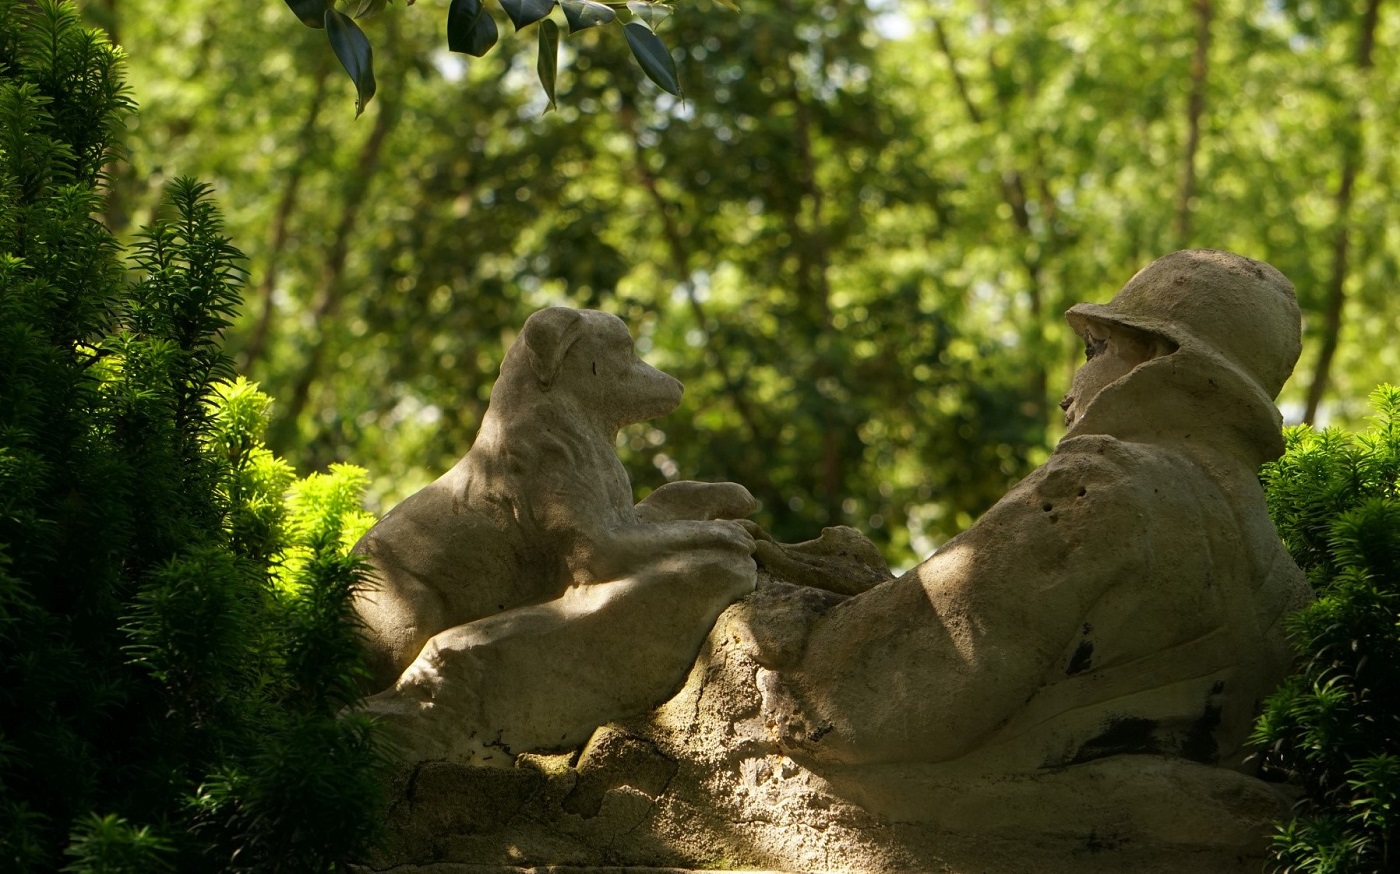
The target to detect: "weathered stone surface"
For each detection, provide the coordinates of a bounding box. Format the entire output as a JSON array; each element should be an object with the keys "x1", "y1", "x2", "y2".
[
  {"x1": 352, "y1": 307, "x2": 759, "y2": 764},
  {"x1": 359, "y1": 577, "x2": 1293, "y2": 873},
  {"x1": 561, "y1": 726, "x2": 679, "y2": 818},
  {"x1": 748, "y1": 524, "x2": 894, "y2": 598},
  {"x1": 357, "y1": 251, "x2": 1313, "y2": 873},
  {"x1": 359, "y1": 868, "x2": 794, "y2": 873}
]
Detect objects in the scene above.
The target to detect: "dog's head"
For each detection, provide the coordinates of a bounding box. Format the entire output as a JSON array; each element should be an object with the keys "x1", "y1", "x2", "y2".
[
  {"x1": 508, "y1": 307, "x2": 683, "y2": 428},
  {"x1": 520, "y1": 307, "x2": 587, "y2": 391}
]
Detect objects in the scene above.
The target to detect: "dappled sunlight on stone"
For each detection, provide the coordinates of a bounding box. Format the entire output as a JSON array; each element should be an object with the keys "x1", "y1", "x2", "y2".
[{"x1": 356, "y1": 254, "x2": 1313, "y2": 873}]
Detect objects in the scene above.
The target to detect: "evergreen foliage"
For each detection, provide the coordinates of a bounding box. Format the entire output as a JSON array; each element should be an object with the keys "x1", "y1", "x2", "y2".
[
  {"x1": 1255, "y1": 384, "x2": 1400, "y2": 873},
  {"x1": 0, "y1": 2, "x2": 387, "y2": 870}
]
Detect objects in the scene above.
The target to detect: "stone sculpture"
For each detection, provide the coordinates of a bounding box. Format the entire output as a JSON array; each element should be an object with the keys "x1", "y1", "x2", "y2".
[
  {"x1": 766, "y1": 249, "x2": 1310, "y2": 772},
  {"x1": 356, "y1": 250, "x2": 1312, "y2": 874},
  {"x1": 352, "y1": 306, "x2": 759, "y2": 763}
]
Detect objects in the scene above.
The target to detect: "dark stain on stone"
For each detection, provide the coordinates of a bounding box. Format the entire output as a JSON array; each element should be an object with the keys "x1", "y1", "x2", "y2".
[
  {"x1": 1182, "y1": 680, "x2": 1225, "y2": 764},
  {"x1": 1067, "y1": 716, "x2": 1161, "y2": 765},
  {"x1": 1083, "y1": 829, "x2": 1123, "y2": 853},
  {"x1": 404, "y1": 761, "x2": 424, "y2": 804},
  {"x1": 1066, "y1": 639, "x2": 1094, "y2": 676},
  {"x1": 808, "y1": 722, "x2": 834, "y2": 742}
]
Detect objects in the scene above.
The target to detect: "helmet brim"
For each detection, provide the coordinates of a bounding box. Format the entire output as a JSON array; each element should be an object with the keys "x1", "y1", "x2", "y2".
[{"x1": 1065, "y1": 303, "x2": 1184, "y2": 349}]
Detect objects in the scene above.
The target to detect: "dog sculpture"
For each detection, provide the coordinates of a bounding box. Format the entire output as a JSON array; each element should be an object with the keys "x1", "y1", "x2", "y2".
[{"x1": 352, "y1": 307, "x2": 758, "y2": 693}]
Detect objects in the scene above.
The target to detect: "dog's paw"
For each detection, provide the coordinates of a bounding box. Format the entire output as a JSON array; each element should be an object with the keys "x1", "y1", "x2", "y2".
[{"x1": 707, "y1": 518, "x2": 758, "y2": 555}]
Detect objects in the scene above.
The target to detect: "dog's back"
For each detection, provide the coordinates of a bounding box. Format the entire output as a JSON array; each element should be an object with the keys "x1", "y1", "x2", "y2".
[{"x1": 352, "y1": 446, "x2": 555, "y2": 689}]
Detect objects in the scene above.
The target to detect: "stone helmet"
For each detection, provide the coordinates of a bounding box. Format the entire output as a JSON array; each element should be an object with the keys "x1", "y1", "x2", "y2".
[{"x1": 1065, "y1": 249, "x2": 1302, "y2": 401}]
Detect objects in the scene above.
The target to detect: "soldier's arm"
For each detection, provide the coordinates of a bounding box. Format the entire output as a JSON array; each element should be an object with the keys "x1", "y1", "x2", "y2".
[{"x1": 783, "y1": 437, "x2": 1156, "y2": 766}]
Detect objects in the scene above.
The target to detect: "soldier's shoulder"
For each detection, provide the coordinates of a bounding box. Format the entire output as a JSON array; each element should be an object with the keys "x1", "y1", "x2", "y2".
[{"x1": 1029, "y1": 435, "x2": 1177, "y2": 505}]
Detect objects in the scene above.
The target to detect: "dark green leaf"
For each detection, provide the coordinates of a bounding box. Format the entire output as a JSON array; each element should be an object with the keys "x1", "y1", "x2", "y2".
[
  {"x1": 625, "y1": 1, "x2": 671, "y2": 29},
  {"x1": 324, "y1": 9, "x2": 376, "y2": 117},
  {"x1": 536, "y1": 18, "x2": 559, "y2": 113},
  {"x1": 500, "y1": 0, "x2": 555, "y2": 31},
  {"x1": 622, "y1": 20, "x2": 680, "y2": 97},
  {"x1": 284, "y1": 0, "x2": 329, "y2": 27},
  {"x1": 447, "y1": 0, "x2": 499, "y2": 57},
  {"x1": 349, "y1": 0, "x2": 388, "y2": 18},
  {"x1": 560, "y1": 0, "x2": 615, "y2": 33}
]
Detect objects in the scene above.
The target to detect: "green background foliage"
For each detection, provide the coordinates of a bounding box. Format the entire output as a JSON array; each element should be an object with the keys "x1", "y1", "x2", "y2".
[{"x1": 90, "y1": 0, "x2": 1400, "y2": 568}]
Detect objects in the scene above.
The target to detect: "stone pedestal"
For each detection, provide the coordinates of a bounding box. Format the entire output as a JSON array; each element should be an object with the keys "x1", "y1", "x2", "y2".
[{"x1": 356, "y1": 579, "x2": 1293, "y2": 874}]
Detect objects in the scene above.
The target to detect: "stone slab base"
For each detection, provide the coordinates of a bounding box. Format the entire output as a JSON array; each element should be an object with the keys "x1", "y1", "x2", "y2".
[{"x1": 360, "y1": 867, "x2": 790, "y2": 874}]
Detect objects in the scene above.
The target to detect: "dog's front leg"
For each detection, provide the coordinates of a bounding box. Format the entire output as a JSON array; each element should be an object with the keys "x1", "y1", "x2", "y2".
[
  {"x1": 635, "y1": 480, "x2": 759, "y2": 523},
  {"x1": 576, "y1": 517, "x2": 756, "y2": 585}
]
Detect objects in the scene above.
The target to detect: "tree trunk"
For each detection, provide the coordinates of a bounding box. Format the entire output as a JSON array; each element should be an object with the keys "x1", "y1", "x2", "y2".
[
  {"x1": 620, "y1": 103, "x2": 784, "y2": 516},
  {"x1": 932, "y1": 14, "x2": 1050, "y2": 429},
  {"x1": 1175, "y1": 0, "x2": 1211, "y2": 247},
  {"x1": 785, "y1": 57, "x2": 845, "y2": 524},
  {"x1": 271, "y1": 67, "x2": 401, "y2": 450},
  {"x1": 239, "y1": 58, "x2": 333, "y2": 373},
  {"x1": 1303, "y1": 0, "x2": 1382, "y2": 424}
]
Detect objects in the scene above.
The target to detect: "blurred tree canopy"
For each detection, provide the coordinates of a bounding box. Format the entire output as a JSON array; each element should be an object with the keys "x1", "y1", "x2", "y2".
[{"x1": 90, "y1": 0, "x2": 1400, "y2": 567}]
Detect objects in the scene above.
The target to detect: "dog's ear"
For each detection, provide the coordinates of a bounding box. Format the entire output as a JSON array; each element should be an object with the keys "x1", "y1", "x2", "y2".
[{"x1": 521, "y1": 307, "x2": 585, "y2": 391}]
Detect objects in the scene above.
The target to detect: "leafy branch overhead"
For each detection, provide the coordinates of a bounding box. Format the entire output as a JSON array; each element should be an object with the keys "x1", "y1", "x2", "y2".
[{"x1": 283, "y1": 0, "x2": 695, "y2": 116}]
